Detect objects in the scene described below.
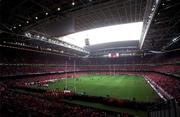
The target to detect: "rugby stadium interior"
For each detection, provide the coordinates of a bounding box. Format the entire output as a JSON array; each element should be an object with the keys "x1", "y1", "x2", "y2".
[{"x1": 0, "y1": 0, "x2": 180, "y2": 117}]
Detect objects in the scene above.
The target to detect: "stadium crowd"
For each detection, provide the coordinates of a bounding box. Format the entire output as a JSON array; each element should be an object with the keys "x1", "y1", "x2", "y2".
[
  {"x1": 1, "y1": 64, "x2": 180, "y2": 77},
  {"x1": 0, "y1": 81, "x2": 132, "y2": 117},
  {"x1": 143, "y1": 73, "x2": 180, "y2": 98},
  {"x1": 1, "y1": 47, "x2": 180, "y2": 117},
  {"x1": 1, "y1": 47, "x2": 180, "y2": 77}
]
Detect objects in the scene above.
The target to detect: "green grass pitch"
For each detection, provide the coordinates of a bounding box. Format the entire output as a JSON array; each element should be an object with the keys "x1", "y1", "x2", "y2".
[{"x1": 48, "y1": 74, "x2": 159, "y2": 102}]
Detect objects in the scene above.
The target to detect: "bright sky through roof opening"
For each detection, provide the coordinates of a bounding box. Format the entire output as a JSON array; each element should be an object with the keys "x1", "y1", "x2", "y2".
[{"x1": 59, "y1": 22, "x2": 143, "y2": 47}]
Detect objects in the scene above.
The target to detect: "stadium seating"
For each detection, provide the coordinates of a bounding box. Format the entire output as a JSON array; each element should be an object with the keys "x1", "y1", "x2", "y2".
[
  {"x1": 152, "y1": 64, "x2": 180, "y2": 74},
  {"x1": 1, "y1": 48, "x2": 180, "y2": 117},
  {"x1": 143, "y1": 73, "x2": 180, "y2": 98},
  {"x1": 0, "y1": 81, "x2": 131, "y2": 117},
  {"x1": 1, "y1": 63, "x2": 180, "y2": 77},
  {"x1": 1, "y1": 47, "x2": 180, "y2": 77}
]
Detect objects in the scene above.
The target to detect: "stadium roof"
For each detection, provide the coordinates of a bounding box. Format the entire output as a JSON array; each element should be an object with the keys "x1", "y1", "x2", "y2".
[
  {"x1": 142, "y1": 0, "x2": 180, "y2": 51},
  {"x1": 84, "y1": 41, "x2": 139, "y2": 52},
  {"x1": 0, "y1": 0, "x2": 180, "y2": 57},
  {"x1": 0, "y1": 0, "x2": 146, "y2": 36}
]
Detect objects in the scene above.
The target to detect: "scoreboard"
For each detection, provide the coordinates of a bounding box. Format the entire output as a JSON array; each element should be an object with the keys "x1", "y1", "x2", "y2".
[{"x1": 108, "y1": 52, "x2": 119, "y2": 58}]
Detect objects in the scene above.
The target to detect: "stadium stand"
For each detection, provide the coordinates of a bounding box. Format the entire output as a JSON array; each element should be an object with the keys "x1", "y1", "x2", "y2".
[
  {"x1": 1, "y1": 51, "x2": 180, "y2": 117},
  {"x1": 1, "y1": 0, "x2": 180, "y2": 117}
]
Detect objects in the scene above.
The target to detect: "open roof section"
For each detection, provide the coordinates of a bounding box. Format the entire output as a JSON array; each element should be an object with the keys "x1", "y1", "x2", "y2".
[{"x1": 59, "y1": 22, "x2": 143, "y2": 47}]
